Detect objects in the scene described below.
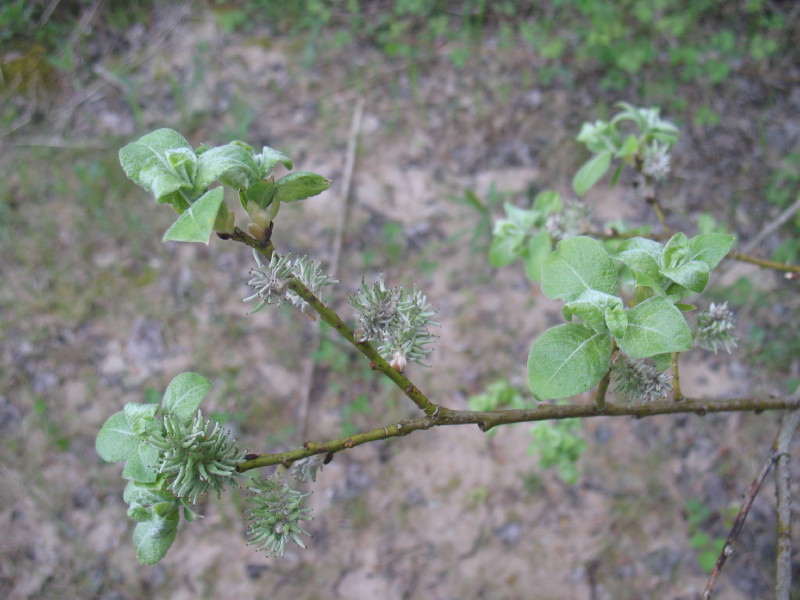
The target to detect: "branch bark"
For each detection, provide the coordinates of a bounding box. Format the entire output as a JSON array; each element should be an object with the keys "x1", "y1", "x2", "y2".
[{"x1": 238, "y1": 396, "x2": 800, "y2": 472}]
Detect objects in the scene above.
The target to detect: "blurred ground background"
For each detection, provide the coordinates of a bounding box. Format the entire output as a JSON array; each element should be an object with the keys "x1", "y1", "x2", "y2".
[{"x1": 2, "y1": 1, "x2": 800, "y2": 599}]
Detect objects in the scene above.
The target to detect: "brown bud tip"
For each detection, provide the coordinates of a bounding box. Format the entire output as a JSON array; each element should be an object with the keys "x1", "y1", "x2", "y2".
[{"x1": 390, "y1": 352, "x2": 408, "y2": 374}]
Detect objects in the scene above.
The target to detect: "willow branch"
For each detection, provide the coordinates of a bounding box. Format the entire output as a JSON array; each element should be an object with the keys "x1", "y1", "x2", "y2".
[
  {"x1": 727, "y1": 252, "x2": 800, "y2": 275},
  {"x1": 226, "y1": 230, "x2": 439, "y2": 416},
  {"x1": 238, "y1": 395, "x2": 800, "y2": 472}
]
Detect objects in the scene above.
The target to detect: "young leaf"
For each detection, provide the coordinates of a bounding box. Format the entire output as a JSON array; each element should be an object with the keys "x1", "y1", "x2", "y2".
[
  {"x1": 616, "y1": 296, "x2": 692, "y2": 359},
  {"x1": 96, "y1": 411, "x2": 139, "y2": 462},
  {"x1": 124, "y1": 479, "x2": 175, "y2": 507},
  {"x1": 243, "y1": 179, "x2": 277, "y2": 210},
  {"x1": 119, "y1": 128, "x2": 193, "y2": 193},
  {"x1": 121, "y1": 441, "x2": 160, "y2": 483},
  {"x1": 605, "y1": 304, "x2": 629, "y2": 338},
  {"x1": 614, "y1": 237, "x2": 663, "y2": 279},
  {"x1": 124, "y1": 402, "x2": 159, "y2": 436},
  {"x1": 541, "y1": 236, "x2": 618, "y2": 301},
  {"x1": 257, "y1": 146, "x2": 293, "y2": 173},
  {"x1": 273, "y1": 172, "x2": 330, "y2": 203},
  {"x1": 573, "y1": 151, "x2": 612, "y2": 196},
  {"x1": 687, "y1": 233, "x2": 736, "y2": 270},
  {"x1": 522, "y1": 231, "x2": 552, "y2": 282},
  {"x1": 489, "y1": 225, "x2": 525, "y2": 267},
  {"x1": 161, "y1": 372, "x2": 211, "y2": 424},
  {"x1": 528, "y1": 323, "x2": 611, "y2": 400},
  {"x1": 504, "y1": 202, "x2": 540, "y2": 228},
  {"x1": 132, "y1": 508, "x2": 180, "y2": 565},
  {"x1": 563, "y1": 290, "x2": 624, "y2": 334},
  {"x1": 195, "y1": 142, "x2": 262, "y2": 192},
  {"x1": 616, "y1": 134, "x2": 639, "y2": 158},
  {"x1": 532, "y1": 190, "x2": 562, "y2": 215},
  {"x1": 662, "y1": 232, "x2": 689, "y2": 269},
  {"x1": 660, "y1": 260, "x2": 710, "y2": 294},
  {"x1": 161, "y1": 188, "x2": 225, "y2": 244}
]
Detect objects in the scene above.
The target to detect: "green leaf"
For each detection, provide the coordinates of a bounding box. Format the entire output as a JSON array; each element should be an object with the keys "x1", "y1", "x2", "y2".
[
  {"x1": 660, "y1": 260, "x2": 710, "y2": 293},
  {"x1": 528, "y1": 323, "x2": 611, "y2": 400},
  {"x1": 617, "y1": 296, "x2": 692, "y2": 359},
  {"x1": 124, "y1": 479, "x2": 173, "y2": 506},
  {"x1": 124, "y1": 402, "x2": 159, "y2": 436},
  {"x1": 96, "y1": 411, "x2": 138, "y2": 462},
  {"x1": 489, "y1": 225, "x2": 525, "y2": 267},
  {"x1": 257, "y1": 146, "x2": 293, "y2": 172},
  {"x1": 689, "y1": 532, "x2": 710, "y2": 549},
  {"x1": 616, "y1": 134, "x2": 639, "y2": 157},
  {"x1": 614, "y1": 237, "x2": 663, "y2": 279},
  {"x1": 662, "y1": 232, "x2": 689, "y2": 269},
  {"x1": 541, "y1": 236, "x2": 618, "y2": 301},
  {"x1": 573, "y1": 151, "x2": 612, "y2": 196},
  {"x1": 522, "y1": 231, "x2": 552, "y2": 282},
  {"x1": 161, "y1": 372, "x2": 211, "y2": 424},
  {"x1": 698, "y1": 549, "x2": 718, "y2": 573},
  {"x1": 687, "y1": 233, "x2": 735, "y2": 270},
  {"x1": 119, "y1": 128, "x2": 193, "y2": 194},
  {"x1": 532, "y1": 190, "x2": 562, "y2": 215},
  {"x1": 195, "y1": 141, "x2": 262, "y2": 192},
  {"x1": 504, "y1": 202, "x2": 539, "y2": 228},
  {"x1": 273, "y1": 171, "x2": 330, "y2": 203},
  {"x1": 651, "y1": 352, "x2": 672, "y2": 371},
  {"x1": 161, "y1": 188, "x2": 225, "y2": 244},
  {"x1": 132, "y1": 508, "x2": 180, "y2": 565},
  {"x1": 122, "y1": 441, "x2": 160, "y2": 483},
  {"x1": 563, "y1": 290, "x2": 624, "y2": 333},
  {"x1": 605, "y1": 304, "x2": 628, "y2": 338},
  {"x1": 242, "y1": 179, "x2": 277, "y2": 210},
  {"x1": 675, "y1": 303, "x2": 696, "y2": 312}
]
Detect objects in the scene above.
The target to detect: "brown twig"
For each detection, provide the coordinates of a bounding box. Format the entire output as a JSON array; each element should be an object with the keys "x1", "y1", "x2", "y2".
[
  {"x1": 701, "y1": 408, "x2": 800, "y2": 600},
  {"x1": 727, "y1": 252, "x2": 800, "y2": 275},
  {"x1": 297, "y1": 98, "x2": 365, "y2": 438},
  {"x1": 774, "y1": 410, "x2": 800, "y2": 600},
  {"x1": 239, "y1": 394, "x2": 800, "y2": 472}
]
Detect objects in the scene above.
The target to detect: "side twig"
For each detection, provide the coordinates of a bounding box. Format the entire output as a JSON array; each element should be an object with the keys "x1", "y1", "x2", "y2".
[
  {"x1": 701, "y1": 408, "x2": 800, "y2": 600},
  {"x1": 297, "y1": 97, "x2": 365, "y2": 438}
]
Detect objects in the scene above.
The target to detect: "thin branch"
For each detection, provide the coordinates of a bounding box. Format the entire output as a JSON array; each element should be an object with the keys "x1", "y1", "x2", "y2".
[
  {"x1": 238, "y1": 395, "x2": 800, "y2": 472},
  {"x1": 701, "y1": 407, "x2": 800, "y2": 600},
  {"x1": 740, "y1": 196, "x2": 800, "y2": 257},
  {"x1": 671, "y1": 351, "x2": 683, "y2": 401},
  {"x1": 297, "y1": 98, "x2": 365, "y2": 438},
  {"x1": 727, "y1": 252, "x2": 800, "y2": 275},
  {"x1": 775, "y1": 410, "x2": 800, "y2": 600}
]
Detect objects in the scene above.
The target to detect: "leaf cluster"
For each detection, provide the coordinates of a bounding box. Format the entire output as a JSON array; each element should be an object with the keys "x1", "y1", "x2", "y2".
[
  {"x1": 118, "y1": 128, "x2": 330, "y2": 244},
  {"x1": 573, "y1": 102, "x2": 679, "y2": 195},
  {"x1": 488, "y1": 190, "x2": 563, "y2": 281},
  {"x1": 528, "y1": 233, "x2": 734, "y2": 400},
  {"x1": 96, "y1": 372, "x2": 242, "y2": 564}
]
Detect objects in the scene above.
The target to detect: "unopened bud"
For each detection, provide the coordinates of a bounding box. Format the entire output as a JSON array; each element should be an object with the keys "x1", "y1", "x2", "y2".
[{"x1": 390, "y1": 352, "x2": 407, "y2": 373}]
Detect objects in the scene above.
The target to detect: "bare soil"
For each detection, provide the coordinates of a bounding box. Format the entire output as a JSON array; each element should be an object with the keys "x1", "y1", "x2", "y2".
[{"x1": 2, "y1": 5, "x2": 800, "y2": 600}]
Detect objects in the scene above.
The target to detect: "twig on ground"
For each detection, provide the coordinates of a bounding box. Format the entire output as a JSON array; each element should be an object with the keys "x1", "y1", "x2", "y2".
[
  {"x1": 297, "y1": 98, "x2": 365, "y2": 438},
  {"x1": 740, "y1": 197, "x2": 800, "y2": 257},
  {"x1": 701, "y1": 407, "x2": 800, "y2": 600},
  {"x1": 774, "y1": 409, "x2": 800, "y2": 600}
]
